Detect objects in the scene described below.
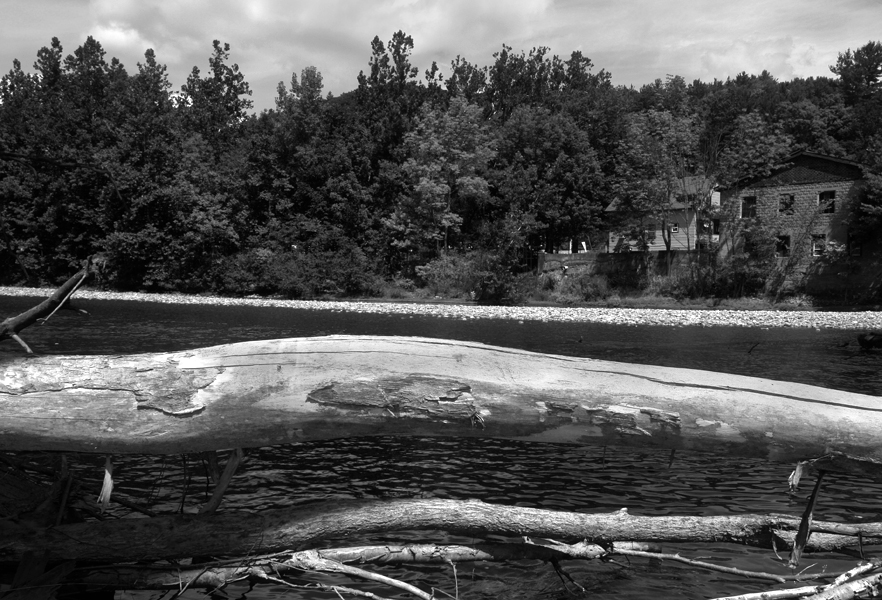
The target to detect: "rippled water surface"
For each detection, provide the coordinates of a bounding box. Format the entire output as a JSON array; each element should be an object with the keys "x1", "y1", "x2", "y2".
[{"x1": 3, "y1": 296, "x2": 882, "y2": 599}]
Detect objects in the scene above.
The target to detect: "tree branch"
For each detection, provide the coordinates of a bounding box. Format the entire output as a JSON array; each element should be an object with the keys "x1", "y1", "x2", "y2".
[
  {"x1": 2, "y1": 499, "x2": 879, "y2": 564},
  {"x1": 0, "y1": 257, "x2": 98, "y2": 352}
]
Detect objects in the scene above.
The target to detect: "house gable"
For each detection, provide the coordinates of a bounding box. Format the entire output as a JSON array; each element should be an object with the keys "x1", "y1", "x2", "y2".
[{"x1": 736, "y1": 152, "x2": 863, "y2": 189}]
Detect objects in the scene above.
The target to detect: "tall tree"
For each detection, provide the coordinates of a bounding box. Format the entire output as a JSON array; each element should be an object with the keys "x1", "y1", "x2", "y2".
[
  {"x1": 494, "y1": 106, "x2": 604, "y2": 253},
  {"x1": 355, "y1": 31, "x2": 424, "y2": 165},
  {"x1": 179, "y1": 40, "x2": 253, "y2": 151},
  {"x1": 830, "y1": 41, "x2": 882, "y2": 106},
  {"x1": 613, "y1": 109, "x2": 703, "y2": 269},
  {"x1": 384, "y1": 97, "x2": 495, "y2": 254}
]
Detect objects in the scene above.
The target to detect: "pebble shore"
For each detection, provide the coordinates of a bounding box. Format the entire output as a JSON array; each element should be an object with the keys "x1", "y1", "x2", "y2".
[{"x1": 1, "y1": 286, "x2": 880, "y2": 330}]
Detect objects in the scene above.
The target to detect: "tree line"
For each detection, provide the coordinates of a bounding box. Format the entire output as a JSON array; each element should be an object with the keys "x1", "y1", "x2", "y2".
[{"x1": 1, "y1": 33, "x2": 880, "y2": 301}]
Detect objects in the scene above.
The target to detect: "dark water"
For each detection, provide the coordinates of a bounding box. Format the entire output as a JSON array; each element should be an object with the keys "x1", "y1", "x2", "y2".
[{"x1": 3, "y1": 296, "x2": 882, "y2": 599}]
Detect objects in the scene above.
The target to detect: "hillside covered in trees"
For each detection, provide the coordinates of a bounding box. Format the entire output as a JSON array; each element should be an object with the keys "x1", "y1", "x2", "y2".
[{"x1": 1, "y1": 33, "x2": 881, "y2": 303}]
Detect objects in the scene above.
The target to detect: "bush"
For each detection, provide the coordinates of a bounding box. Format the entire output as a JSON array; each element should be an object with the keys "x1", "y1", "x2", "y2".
[
  {"x1": 213, "y1": 243, "x2": 381, "y2": 299},
  {"x1": 416, "y1": 252, "x2": 479, "y2": 297},
  {"x1": 551, "y1": 272, "x2": 612, "y2": 304},
  {"x1": 415, "y1": 250, "x2": 527, "y2": 304}
]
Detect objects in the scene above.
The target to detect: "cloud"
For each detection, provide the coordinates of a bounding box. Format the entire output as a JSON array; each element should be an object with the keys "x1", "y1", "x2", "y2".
[{"x1": 1, "y1": 0, "x2": 879, "y2": 111}]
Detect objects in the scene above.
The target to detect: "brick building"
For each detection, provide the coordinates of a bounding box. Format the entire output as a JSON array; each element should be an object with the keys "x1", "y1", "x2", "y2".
[{"x1": 719, "y1": 151, "x2": 874, "y2": 294}]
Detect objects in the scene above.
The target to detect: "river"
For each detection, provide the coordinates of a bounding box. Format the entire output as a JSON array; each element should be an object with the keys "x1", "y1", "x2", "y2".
[{"x1": 2, "y1": 294, "x2": 882, "y2": 600}]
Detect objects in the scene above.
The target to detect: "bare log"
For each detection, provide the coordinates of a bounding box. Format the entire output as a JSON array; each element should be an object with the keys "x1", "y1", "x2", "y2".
[
  {"x1": 0, "y1": 258, "x2": 97, "y2": 353},
  {"x1": 2, "y1": 336, "x2": 882, "y2": 462},
  {"x1": 0, "y1": 498, "x2": 878, "y2": 564}
]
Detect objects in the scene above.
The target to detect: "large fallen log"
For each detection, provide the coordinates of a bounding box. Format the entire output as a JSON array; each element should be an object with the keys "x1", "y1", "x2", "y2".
[
  {"x1": 1, "y1": 335, "x2": 881, "y2": 460},
  {"x1": 0, "y1": 498, "x2": 877, "y2": 563}
]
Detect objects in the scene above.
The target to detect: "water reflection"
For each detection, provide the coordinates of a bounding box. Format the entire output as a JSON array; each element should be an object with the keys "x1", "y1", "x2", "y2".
[
  {"x1": 62, "y1": 438, "x2": 882, "y2": 599},
  {"x1": 3, "y1": 296, "x2": 882, "y2": 598}
]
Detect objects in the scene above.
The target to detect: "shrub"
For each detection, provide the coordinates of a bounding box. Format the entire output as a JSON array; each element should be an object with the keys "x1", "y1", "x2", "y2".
[
  {"x1": 415, "y1": 250, "x2": 527, "y2": 304},
  {"x1": 214, "y1": 243, "x2": 381, "y2": 299},
  {"x1": 551, "y1": 272, "x2": 612, "y2": 304},
  {"x1": 416, "y1": 252, "x2": 479, "y2": 297}
]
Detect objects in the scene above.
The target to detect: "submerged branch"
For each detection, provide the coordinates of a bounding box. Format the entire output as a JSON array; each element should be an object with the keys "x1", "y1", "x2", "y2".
[{"x1": 3, "y1": 499, "x2": 880, "y2": 564}]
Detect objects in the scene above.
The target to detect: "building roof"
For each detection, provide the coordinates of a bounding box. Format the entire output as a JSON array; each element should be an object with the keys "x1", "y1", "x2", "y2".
[
  {"x1": 605, "y1": 175, "x2": 714, "y2": 212},
  {"x1": 722, "y1": 150, "x2": 865, "y2": 190}
]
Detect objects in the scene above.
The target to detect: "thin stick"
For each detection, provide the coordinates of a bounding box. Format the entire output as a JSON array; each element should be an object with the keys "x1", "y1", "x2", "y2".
[
  {"x1": 282, "y1": 556, "x2": 434, "y2": 600},
  {"x1": 10, "y1": 333, "x2": 32, "y2": 353},
  {"x1": 199, "y1": 449, "x2": 243, "y2": 515},
  {"x1": 789, "y1": 471, "x2": 825, "y2": 568},
  {"x1": 55, "y1": 474, "x2": 73, "y2": 526},
  {"x1": 258, "y1": 572, "x2": 396, "y2": 600},
  {"x1": 829, "y1": 558, "x2": 882, "y2": 588},
  {"x1": 711, "y1": 584, "x2": 825, "y2": 600},
  {"x1": 446, "y1": 559, "x2": 458, "y2": 600},
  {"x1": 614, "y1": 548, "x2": 788, "y2": 583},
  {"x1": 39, "y1": 270, "x2": 88, "y2": 326}
]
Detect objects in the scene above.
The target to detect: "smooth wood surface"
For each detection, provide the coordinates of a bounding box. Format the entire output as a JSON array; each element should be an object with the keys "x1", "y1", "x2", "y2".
[{"x1": 1, "y1": 335, "x2": 880, "y2": 460}]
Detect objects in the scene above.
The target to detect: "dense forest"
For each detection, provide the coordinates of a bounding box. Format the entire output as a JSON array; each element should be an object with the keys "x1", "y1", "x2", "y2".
[{"x1": 1, "y1": 33, "x2": 881, "y2": 303}]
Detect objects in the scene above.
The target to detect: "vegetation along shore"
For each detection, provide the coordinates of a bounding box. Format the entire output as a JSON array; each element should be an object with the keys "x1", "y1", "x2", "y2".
[
  {"x1": 2, "y1": 286, "x2": 880, "y2": 330},
  {"x1": 3, "y1": 36, "x2": 882, "y2": 307}
]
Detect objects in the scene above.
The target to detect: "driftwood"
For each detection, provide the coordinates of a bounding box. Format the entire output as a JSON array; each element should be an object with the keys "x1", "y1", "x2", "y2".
[
  {"x1": 0, "y1": 257, "x2": 97, "y2": 353},
  {"x1": 1, "y1": 498, "x2": 879, "y2": 564},
  {"x1": 2, "y1": 335, "x2": 882, "y2": 463},
  {"x1": 5, "y1": 283, "x2": 882, "y2": 599}
]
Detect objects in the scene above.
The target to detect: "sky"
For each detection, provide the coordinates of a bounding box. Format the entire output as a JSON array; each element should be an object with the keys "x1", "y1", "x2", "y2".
[{"x1": 2, "y1": 0, "x2": 880, "y2": 113}]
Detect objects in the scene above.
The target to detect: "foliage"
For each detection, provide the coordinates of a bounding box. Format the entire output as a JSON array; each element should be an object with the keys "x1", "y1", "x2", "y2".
[
  {"x1": 612, "y1": 107, "x2": 705, "y2": 262},
  {"x1": 385, "y1": 97, "x2": 495, "y2": 254},
  {"x1": 550, "y1": 272, "x2": 612, "y2": 304},
  {"x1": 415, "y1": 250, "x2": 526, "y2": 304},
  {"x1": 494, "y1": 105, "x2": 605, "y2": 253},
  {"x1": 1, "y1": 33, "x2": 881, "y2": 303}
]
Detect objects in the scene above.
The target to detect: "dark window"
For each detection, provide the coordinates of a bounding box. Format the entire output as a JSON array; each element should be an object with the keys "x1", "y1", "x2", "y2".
[
  {"x1": 819, "y1": 190, "x2": 835, "y2": 214},
  {"x1": 741, "y1": 196, "x2": 757, "y2": 218},
  {"x1": 778, "y1": 194, "x2": 794, "y2": 215},
  {"x1": 712, "y1": 219, "x2": 720, "y2": 234},
  {"x1": 670, "y1": 222, "x2": 679, "y2": 233},
  {"x1": 812, "y1": 234, "x2": 826, "y2": 256},
  {"x1": 775, "y1": 235, "x2": 790, "y2": 257}
]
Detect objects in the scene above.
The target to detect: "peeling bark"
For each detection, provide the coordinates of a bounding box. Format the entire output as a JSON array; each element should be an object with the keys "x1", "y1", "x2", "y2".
[{"x1": 2, "y1": 336, "x2": 882, "y2": 461}]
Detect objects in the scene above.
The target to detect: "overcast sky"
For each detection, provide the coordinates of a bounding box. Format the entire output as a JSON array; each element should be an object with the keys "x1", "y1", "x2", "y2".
[{"x1": 2, "y1": 0, "x2": 880, "y2": 113}]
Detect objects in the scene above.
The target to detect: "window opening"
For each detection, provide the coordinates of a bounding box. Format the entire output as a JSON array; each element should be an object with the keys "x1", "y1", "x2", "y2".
[
  {"x1": 775, "y1": 235, "x2": 790, "y2": 257},
  {"x1": 741, "y1": 196, "x2": 757, "y2": 219},
  {"x1": 778, "y1": 194, "x2": 794, "y2": 215},
  {"x1": 818, "y1": 190, "x2": 835, "y2": 214}
]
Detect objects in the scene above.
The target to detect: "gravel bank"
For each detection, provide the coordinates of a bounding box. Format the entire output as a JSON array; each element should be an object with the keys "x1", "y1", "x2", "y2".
[{"x1": 2, "y1": 286, "x2": 880, "y2": 330}]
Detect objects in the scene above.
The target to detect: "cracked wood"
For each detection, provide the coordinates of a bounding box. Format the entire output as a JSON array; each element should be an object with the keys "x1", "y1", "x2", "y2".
[{"x1": 1, "y1": 335, "x2": 881, "y2": 459}]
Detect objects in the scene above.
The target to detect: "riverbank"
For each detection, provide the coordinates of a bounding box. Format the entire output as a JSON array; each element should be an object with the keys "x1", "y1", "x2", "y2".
[{"x1": 3, "y1": 285, "x2": 881, "y2": 330}]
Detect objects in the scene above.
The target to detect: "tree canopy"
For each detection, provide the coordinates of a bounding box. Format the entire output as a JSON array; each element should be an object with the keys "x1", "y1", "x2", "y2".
[{"x1": 2, "y1": 34, "x2": 880, "y2": 298}]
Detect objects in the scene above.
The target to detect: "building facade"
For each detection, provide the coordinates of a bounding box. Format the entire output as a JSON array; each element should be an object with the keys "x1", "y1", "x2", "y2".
[
  {"x1": 719, "y1": 151, "x2": 871, "y2": 293},
  {"x1": 605, "y1": 176, "x2": 715, "y2": 253}
]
